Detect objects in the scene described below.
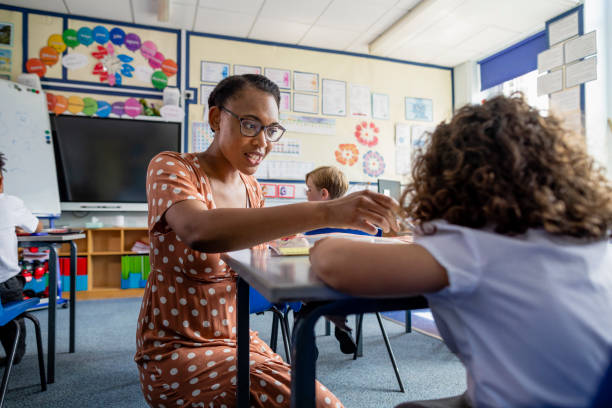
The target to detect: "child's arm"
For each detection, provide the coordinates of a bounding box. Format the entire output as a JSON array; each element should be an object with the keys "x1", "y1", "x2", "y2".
[
  {"x1": 309, "y1": 237, "x2": 448, "y2": 297},
  {"x1": 164, "y1": 190, "x2": 400, "y2": 253}
]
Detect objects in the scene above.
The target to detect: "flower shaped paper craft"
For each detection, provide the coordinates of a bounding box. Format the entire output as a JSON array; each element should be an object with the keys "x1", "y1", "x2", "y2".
[
  {"x1": 354, "y1": 121, "x2": 380, "y2": 147},
  {"x1": 362, "y1": 150, "x2": 385, "y2": 177},
  {"x1": 92, "y1": 44, "x2": 134, "y2": 86},
  {"x1": 335, "y1": 144, "x2": 359, "y2": 166}
]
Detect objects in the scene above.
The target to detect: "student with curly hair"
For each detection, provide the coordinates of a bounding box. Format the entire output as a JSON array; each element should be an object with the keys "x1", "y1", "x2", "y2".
[{"x1": 310, "y1": 94, "x2": 612, "y2": 407}]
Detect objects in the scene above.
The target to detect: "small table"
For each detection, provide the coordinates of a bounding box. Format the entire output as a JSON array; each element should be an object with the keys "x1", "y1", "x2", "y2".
[
  {"x1": 224, "y1": 248, "x2": 428, "y2": 408},
  {"x1": 18, "y1": 233, "x2": 85, "y2": 384}
]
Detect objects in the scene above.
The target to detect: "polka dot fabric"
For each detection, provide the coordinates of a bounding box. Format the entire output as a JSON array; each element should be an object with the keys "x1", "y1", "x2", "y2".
[{"x1": 135, "y1": 152, "x2": 343, "y2": 407}]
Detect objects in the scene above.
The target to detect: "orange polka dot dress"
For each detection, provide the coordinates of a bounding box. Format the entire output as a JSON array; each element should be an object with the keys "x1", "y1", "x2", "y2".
[{"x1": 135, "y1": 152, "x2": 343, "y2": 408}]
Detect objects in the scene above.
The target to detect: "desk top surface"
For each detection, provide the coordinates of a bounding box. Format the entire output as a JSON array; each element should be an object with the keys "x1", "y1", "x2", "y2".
[
  {"x1": 17, "y1": 233, "x2": 86, "y2": 242},
  {"x1": 224, "y1": 249, "x2": 344, "y2": 303}
]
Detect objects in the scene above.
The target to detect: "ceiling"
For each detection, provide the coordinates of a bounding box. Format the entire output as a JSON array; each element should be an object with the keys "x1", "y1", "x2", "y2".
[{"x1": 2, "y1": 0, "x2": 581, "y2": 67}]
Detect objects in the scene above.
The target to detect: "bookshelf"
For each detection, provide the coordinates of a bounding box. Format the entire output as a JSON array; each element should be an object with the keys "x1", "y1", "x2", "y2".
[{"x1": 58, "y1": 227, "x2": 148, "y2": 299}]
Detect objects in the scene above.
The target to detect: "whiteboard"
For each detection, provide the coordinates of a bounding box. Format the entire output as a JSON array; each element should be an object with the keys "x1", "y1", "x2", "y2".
[{"x1": 0, "y1": 79, "x2": 61, "y2": 216}]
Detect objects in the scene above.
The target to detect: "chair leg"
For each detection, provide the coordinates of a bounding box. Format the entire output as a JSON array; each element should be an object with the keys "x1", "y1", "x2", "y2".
[
  {"x1": 324, "y1": 319, "x2": 331, "y2": 336},
  {"x1": 270, "y1": 312, "x2": 279, "y2": 352},
  {"x1": 271, "y1": 308, "x2": 291, "y2": 364},
  {"x1": 353, "y1": 314, "x2": 364, "y2": 360},
  {"x1": 0, "y1": 320, "x2": 21, "y2": 408},
  {"x1": 23, "y1": 313, "x2": 47, "y2": 391},
  {"x1": 376, "y1": 312, "x2": 404, "y2": 392}
]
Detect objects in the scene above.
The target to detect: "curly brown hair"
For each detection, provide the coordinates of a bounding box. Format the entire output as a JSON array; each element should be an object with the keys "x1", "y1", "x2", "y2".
[{"x1": 402, "y1": 94, "x2": 612, "y2": 239}]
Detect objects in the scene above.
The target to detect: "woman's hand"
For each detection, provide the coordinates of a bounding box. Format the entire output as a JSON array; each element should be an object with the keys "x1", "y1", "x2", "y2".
[{"x1": 323, "y1": 189, "x2": 401, "y2": 234}]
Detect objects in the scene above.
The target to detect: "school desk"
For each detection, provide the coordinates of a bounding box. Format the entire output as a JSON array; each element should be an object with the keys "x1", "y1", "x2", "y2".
[
  {"x1": 223, "y1": 248, "x2": 428, "y2": 408},
  {"x1": 17, "y1": 233, "x2": 85, "y2": 384}
]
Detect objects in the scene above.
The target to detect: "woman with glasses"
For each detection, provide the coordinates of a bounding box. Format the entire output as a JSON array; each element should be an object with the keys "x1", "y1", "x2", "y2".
[{"x1": 135, "y1": 74, "x2": 400, "y2": 407}]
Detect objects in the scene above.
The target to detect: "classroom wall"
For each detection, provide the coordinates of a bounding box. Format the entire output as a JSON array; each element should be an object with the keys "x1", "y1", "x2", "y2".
[{"x1": 187, "y1": 35, "x2": 453, "y2": 183}]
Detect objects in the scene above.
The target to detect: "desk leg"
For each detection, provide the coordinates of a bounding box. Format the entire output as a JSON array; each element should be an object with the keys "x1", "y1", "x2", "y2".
[
  {"x1": 47, "y1": 245, "x2": 58, "y2": 384},
  {"x1": 405, "y1": 310, "x2": 411, "y2": 333},
  {"x1": 69, "y1": 241, "x2": 76, "y2": 353},
  {"x1": 236, "y1": 278, "x2": 250, "y2": 407},
  {"x1": 291, "y1": 307, "x2": 320, "y2": 408}
]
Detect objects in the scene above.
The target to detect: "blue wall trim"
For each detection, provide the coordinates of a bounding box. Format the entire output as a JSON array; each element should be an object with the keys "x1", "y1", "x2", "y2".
[{"x1": 42, "y1": 84, "x2": 163, "y2": 99}]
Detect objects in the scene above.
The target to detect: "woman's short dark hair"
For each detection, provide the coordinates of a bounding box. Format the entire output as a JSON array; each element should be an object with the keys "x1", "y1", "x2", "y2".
[
  {"x1": 208, "y1": 74, "x2": 280, "y2": 109},
  {"x1": 402, "y1": 94, "x2": 612, "y2": 239},
  {"x1": 0, "y1": 152, "x2": 5, "y2": 174}
]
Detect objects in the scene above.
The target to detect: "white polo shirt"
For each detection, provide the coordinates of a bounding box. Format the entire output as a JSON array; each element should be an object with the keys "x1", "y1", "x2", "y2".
[
  {"x1": 0, "y1": 193, "x2": 39, "y2": 283},
  {"x1": 416, "y1": 221, "x2": 612, "y2": 408}
]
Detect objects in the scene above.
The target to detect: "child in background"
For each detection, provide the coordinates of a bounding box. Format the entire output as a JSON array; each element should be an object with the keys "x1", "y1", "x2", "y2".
[
  {"x1": 304, "y1": 166, "x2": 357, "y2": 354},
  {"x1": 310, "y1": 95, "x2": 612, "y2": 407},
  {"x1": 0, "y1": 152, "x2": 43, "y2": 364}
]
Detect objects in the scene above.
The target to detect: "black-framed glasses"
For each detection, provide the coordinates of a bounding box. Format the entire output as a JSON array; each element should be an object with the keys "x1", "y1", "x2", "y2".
[{"x1": 220, "y1": 106, "x2": 286, "y2": 142}]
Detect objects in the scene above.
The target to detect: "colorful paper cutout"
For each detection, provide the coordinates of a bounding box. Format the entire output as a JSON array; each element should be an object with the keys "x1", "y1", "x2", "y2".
[
  {"x1": 124, "y1": 98, "x2": 141, "y2": 117},
  {"x1": 46, "y1": 93, "x2": 56, "y2": 112},
  {"x1": 48, "y1": 34, "x2": 66, "y2": 53},
  {"x1": 54, "y1": 95, "x2": 68, "y2": 114},
  {"x1": 111, "y1": 101, "x2": 125, "y2": 116},
  {"x1": 362, "y1": 150, "x2": 385, "y2": 177},
  {"x1": 62, "y1": 29, "x2": 79, "y2": 48},
  {"x1": 77, "y1": 27, "x2": 94, "y2": 46},
  {"x1": 151, "y1": 70, "x2": 168, "y2": 90},
  {"x1": 93, "y1": 25, "x2": 109, "y2": 45},
  {"x1": 62, "y1": 53, "x2": 88, "y2": 70},
  {"x1": 25, "y1": 58, "x2": 46, "y2": 77},
  {"x1": 354, "y1": 121, "x2": 379, "y2": 147},
  {"x1": 96, "y1": 100, "x2": 112, "y2": 117},
  {"x1": 39, "y1": 46, "x2": 59, "y2": 66},
  {"x1": 149, "y1": 51, "x2": 164, "y2": 69},
  {"x1": 109, "y1": 27, "x2": 125, "y2": 46},
  {"x1": 67, "y1": 95, "x2": 84, "y2": 114},
  {"x1": 335, "y1": 144, "x2": 359, "y2": 166},
  {"x1": 140, "y1": 41, "x2": 157, "y2": 59},
  {"x1": 124, "y1": 33, "x2": 141, "y2": 51},
  {"x1": 82, "y1": 97, "x2": 97, "y2": 116},
  {"x1": 161, "y1": 59, "x2": 177, "y2": 77}
]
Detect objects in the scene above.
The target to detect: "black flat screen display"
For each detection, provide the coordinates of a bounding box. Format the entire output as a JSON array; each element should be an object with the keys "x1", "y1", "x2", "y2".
[{"x1": 51, "y1": 115, "x2": 181, "y2": 203}]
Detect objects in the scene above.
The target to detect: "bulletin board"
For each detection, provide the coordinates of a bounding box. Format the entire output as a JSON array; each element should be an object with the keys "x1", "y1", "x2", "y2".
[{"x1": 187, "y1": 34, "x2": 453, "y2": 183}]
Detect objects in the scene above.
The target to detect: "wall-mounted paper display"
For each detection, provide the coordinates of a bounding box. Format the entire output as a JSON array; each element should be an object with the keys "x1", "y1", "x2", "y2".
[
  {"x1": 280, "y1": 113, "x2": 336, "y2": 135},
  {"x1": 395, "y1": 146, "x2": 411, "y2": 176},
  {"x1": 322, "y1": 79, "x2": 346, "y2": 116},
  {"x1": 350, "y1": 84, "x2": 371, "y2": 117},
  {"x1": 264, "y1": 68, "x2": 290, "y2": 89},
  {"x1": 293, "y1": 93, "x2": 318, "y2": 114},
  {"x1": 201, "y1": 61, "x2": 229, "y2": 83},
  {"x1": 537, "y1": 70, "x2": 563, "y2": 96},
  {"x1": 293, "y1": 71, "x2": 318, "y2": 92},
  {"x1": 565, "y1": 56, "x2": 597, "y2": 88},
  {"x1": 191, "y1": 121, "x2": 214, "y2": 152},
  {"x1": 277, "y1": 184, "x2": 296, "y2": 199},
  {"x1": 62, "y1": 53, "x2": 88, "y2": 70},
  {"x1": 537, "y1": 46, "x2": 564, "y2": 73},
  {"x1": 200, "y1": 84, "x2": 215, "y2": 106},
  {"x1": 0, "y1": 49, "x2": 12, "y2": 73},
  {"x1": 261, "y1": 183, "x2": 277, "y2": 198},
  {"x1": 548, "y1": 11, "x2": 579, "y2": 46},
  {"x1": 234, "y1": 64, "x2": 261, "y2": 75},
  {"x1": 271, "y1": 138, "x2": 300, "y2": 156},
  {"x1": 550, "y1": 86, "x2": 580, "y2": 114},
  {"x1": 395, "y1": 123, "x2": 411, "y2": 146},
  {"x1": 372, "y1": 93, "x2": 389, "y2": 120},
  {"x1": 0, "y1": 22, "x2": 14, "y2": 46},
  {"x1": 564, "y1": 31, "x2": 597, "y2": 64},
  {"x1": 280, "y1": 92, "x2": 291, "y2": 112},
  {"x1": 405, "y1": 97, "x2": 433, "y2": 122}
]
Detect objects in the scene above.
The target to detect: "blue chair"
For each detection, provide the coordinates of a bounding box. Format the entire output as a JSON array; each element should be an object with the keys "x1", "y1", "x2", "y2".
[
  {"x1": 305, "y1": 227, "x2": 406, "y2": 392},
  {"x1": 0, "y1": 297, "x2": 47, "y2": 407}
]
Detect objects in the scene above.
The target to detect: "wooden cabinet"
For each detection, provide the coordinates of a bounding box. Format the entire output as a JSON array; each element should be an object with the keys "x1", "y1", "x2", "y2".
[{"x1": 58, "y1": 227, "x2": 148, "y2": 299}]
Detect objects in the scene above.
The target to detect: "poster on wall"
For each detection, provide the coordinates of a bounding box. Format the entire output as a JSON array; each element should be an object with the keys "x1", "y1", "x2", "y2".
[
  {"x1": 0, "y1": 49, "x2": 11, "y2": 72},
  {"x1": 0, "y1": 22, "x2": 13, "y2": 46},
  {"x1": 293, "y1": 71, "x2": 318, "y2": 92},
  {"x1": 548, "y1": 11, "x2": 579, "y2": 46},
  {"x1": 350, "y1": 84, "x2": 371, "y2": 117},
  {"x1": 200, "y1": 84, "x2": 215, "y2": 106},
  {"x1": 280, "y1": 92, "x2": 291, "y2": 112},
  {"x1": 192, "y1": 121, "x2": 215, "y2": 152},
  {"x1": 293, "y1": 93, "x2": 318, "y2": 114},
  {"x1": 405, "y1": 97, "x2": 433, "y2": 122},
  {"x1": 271, "y1": 138, "x2": 300, "y2": 156},
  {"x1": 234, "y1": 64, "x2": 261, "y2": 75},
  {"x1": 264, "y1": 68, "x2": 291, "y2": 89},
  {"x1": 372, "y1": 93, "x2": 390, "y2": 120},
  {"x1": 322, "y1": 79, "x2": 346, "y2": 116},
  {"x1": 280, "y1": 113, "x2": 336, "y2": 135},
  {"x1": 201, "y1": 61, "x2": 229, "y2": 83}
]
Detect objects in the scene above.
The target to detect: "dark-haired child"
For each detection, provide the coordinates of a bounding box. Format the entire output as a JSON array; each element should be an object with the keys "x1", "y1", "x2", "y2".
[
  {"x1": 310, "y1": 95, "x2": 612, "y2": 407},
  {"x1": 0, "y1": 152, "x2": 43, "y2": 364},
  {"x1": 135, "y1": 75, "x2": 400, "y2": 407}
]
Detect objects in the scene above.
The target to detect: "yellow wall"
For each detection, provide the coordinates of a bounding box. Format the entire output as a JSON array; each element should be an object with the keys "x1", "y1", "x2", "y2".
[
  {"x1": 0, "y1": 9, "x2": 22, "y2": 80},
  {"x1": 27, "y1": 13, "x2": 63, "y2": 79},
  {"x1": 188, "y1": 36, "x2": 452, "y2": 182}
]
